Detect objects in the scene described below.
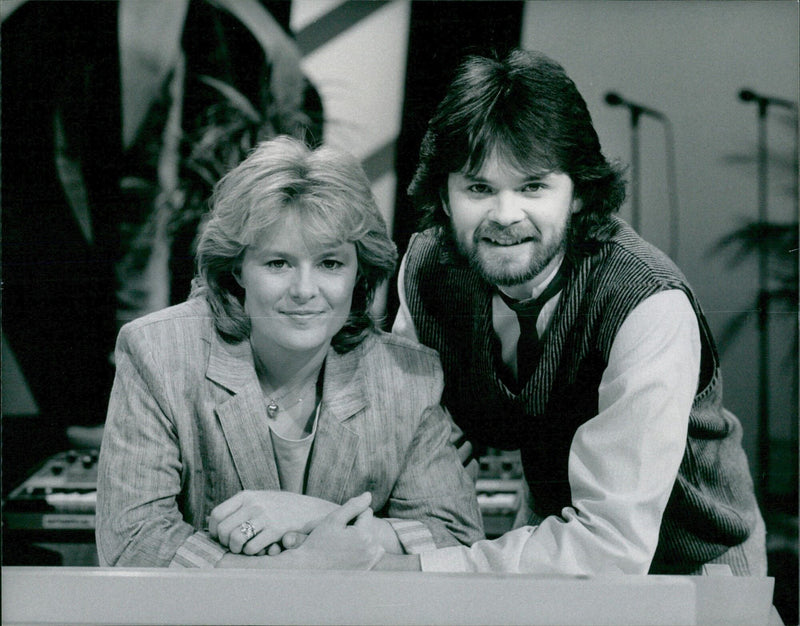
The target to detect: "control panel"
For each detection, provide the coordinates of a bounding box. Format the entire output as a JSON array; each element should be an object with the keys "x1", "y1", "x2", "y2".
[
  {"x1": 3, "y1": 449, "x2": 99, "y2": 531},
  {"x1": 476, "y1": 449, "x2": 524, "y2": 537},
  {"x1": 3, "y1": 448, "x2": 526, "y2": 537}
]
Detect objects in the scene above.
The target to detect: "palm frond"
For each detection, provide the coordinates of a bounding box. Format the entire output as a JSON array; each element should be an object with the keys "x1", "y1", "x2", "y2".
[
  {"x1": 710, "y1": 221, "x2": 799, "y2": 289},
  {"x1": 198, "y1": 75, "x2": 261, "y2": 123}
]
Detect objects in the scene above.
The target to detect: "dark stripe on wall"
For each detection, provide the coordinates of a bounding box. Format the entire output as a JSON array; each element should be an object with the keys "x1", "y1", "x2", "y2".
[
  {"x1": 386, "y1": 0, "x2": 524, "y2": 321},
  {"x1": 392, "y1": 1, "x2": 525, "y2": 254},
  {"x1": 362, "y1": 140, "x2": 396, "y2": 183},
  {"x1": 294, "y1": 0, "x2": 393, "y2": 56}
]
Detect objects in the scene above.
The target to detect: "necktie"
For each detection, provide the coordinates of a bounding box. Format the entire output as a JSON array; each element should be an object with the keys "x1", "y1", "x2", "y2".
[{"x1": 498, "y1": 267, "x2": 567, "y2": 388}]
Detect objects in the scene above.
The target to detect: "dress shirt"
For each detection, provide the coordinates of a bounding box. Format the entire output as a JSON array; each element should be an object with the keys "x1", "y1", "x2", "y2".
[{"x1": 393, "y1": 255, "x2": 701, "y2": 574}]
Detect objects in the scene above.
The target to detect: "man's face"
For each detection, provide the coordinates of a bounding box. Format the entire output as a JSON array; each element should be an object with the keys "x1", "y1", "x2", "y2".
[{"x1": 445, "y1": 151, "x2": 580, "y2": 286}]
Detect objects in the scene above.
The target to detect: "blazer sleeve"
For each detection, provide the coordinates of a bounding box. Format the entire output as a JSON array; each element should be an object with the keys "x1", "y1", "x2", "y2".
[
  {"x1": 381, "y1": 353, "x2": 485, "y2": 548},
  {"x1": 95, "y1": 323, "x2": 226, "y2": 567}
]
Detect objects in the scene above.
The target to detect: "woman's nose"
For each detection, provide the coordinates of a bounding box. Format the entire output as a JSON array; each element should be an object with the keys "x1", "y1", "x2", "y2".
[
  {"x1": 289, "y1": 268, "x2": 318, "y2": 301},
  {"x1": 490, "y1": 190, "x2": 526, "y2": 225}
]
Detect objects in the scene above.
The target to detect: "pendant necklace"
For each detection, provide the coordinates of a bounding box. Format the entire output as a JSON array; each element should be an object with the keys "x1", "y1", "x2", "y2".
[
  {"x1": 252, "y1": 345, "x2": 321, "y2": 419},
  {"x1": 264, "y1": 377, "x2": 317, "y2": 419}
]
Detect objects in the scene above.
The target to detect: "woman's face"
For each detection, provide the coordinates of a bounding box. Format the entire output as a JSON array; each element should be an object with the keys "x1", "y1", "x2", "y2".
[{"x1": 237, "y1": 216, "x2": 358, "y2": 359}]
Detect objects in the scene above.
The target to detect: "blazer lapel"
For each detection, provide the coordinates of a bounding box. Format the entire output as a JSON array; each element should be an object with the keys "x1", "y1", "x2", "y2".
[
  {"x1": 205, "y1": 331, "x2": 280, "y2": 491},
  {"x1": 304, "y1": 344, "x2": 366, "y2": 503}
]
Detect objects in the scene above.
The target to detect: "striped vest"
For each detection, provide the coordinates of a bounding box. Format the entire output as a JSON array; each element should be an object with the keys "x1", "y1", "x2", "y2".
[{"x1": 403, "y1": 217, "x2": 760, "y2": 574}]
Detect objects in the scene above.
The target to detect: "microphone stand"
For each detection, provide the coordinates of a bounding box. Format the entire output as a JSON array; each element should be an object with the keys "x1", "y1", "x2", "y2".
[
  {"x1": 628, "y1": 107, "x2": 643, "y2": 234},
  {"x1": 755, "y1": 98, "x2": 770, "y2": 504},
  {"x1": 740, "y1": 91, "x2": 787, "y2": 502},
  {"x1": 607, "y1": 94, "x2": 679, "y2": 261},
  {"x1": 664, "y1": 118, "x2": 679, "y2": 261},
  {"x1": 631, "y1": 111, "x2": 679, "y2": 260}
]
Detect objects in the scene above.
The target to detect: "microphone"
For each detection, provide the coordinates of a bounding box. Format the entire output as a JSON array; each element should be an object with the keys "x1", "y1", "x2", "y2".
[
  {"x1": 738, "y1": 88, "x2": 797, "y2": 110},
  {"x1": 604, "y1": 92, "x2": 666, "y2": 119}
]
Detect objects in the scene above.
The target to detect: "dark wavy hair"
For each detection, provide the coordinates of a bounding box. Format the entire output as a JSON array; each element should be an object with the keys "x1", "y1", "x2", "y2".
[
  {"x1": 409, "y1": 49, "x2": 626, "y2": 254},
  {"x1": 191, "y1": 135, "x2": 397, "y2": 353}
]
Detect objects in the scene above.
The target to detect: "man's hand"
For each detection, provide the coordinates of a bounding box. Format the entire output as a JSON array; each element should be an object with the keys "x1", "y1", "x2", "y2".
[
  {"x1": 277, "y1": 531, "x2": 308, "y2": 551},
  {"x1": 208, "y1": 490, "x2": 337, "y2": 555},
  {"x1": 286, "y1": 493, "x2": 386, "y2": 570},
  {"x1": 278, "y1": 513, "x2": 403, "y2": 554}
]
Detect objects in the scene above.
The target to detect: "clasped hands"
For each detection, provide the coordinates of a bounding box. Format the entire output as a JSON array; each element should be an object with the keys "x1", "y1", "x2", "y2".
[{"x1": 208, "y1": 490, "x2": 400, "y2": 565}]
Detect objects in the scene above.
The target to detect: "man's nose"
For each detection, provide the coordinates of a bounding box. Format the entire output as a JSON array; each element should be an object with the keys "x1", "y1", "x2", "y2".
[{"x1": 490, "y1": 191, "x2": 526, "y2": 225}]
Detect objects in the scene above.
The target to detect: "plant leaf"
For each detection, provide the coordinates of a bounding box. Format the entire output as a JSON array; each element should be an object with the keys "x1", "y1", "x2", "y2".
[{"x1": 198, "y1": 75, "x2": 261, "y2": 124}]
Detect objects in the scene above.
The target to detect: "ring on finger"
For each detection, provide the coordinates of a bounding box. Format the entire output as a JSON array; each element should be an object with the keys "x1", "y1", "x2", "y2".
[{"x1": 239, "y1": 520, "x2": 257, "y2": 541}]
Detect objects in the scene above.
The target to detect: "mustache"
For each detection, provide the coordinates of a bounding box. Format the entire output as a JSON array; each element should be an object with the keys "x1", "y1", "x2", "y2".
[{"x1": 474, "y1": 223, "x2": 539, "y2": 243}]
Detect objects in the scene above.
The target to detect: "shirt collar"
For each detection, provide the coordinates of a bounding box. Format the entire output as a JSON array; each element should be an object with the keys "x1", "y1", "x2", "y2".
[{"x1": 498, "y1": 253, "x2": 566, "y2": 303}]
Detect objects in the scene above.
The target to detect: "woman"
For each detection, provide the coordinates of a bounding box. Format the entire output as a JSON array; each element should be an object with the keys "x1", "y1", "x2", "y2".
[{"x1": 96, "y1": 136, "x2": 484, "y2": 568}]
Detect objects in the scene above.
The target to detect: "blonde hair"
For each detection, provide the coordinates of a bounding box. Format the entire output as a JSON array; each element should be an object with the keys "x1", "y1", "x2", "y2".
[{"x1": 192, "y1": 136, "x2": 397, "y2": 352}]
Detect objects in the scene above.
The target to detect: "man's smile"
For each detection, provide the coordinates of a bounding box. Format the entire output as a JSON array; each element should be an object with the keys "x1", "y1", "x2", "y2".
[{"x1": 481, "y1": 235, "x2": 534, "y2": 247}]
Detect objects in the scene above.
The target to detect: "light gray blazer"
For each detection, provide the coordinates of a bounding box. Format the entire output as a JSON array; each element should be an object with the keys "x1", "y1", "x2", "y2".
[{"x1": 96, "y1": 298, "x2": 484, "y2": 566}]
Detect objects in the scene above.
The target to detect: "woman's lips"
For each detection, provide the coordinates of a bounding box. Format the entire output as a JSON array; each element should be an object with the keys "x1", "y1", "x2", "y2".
[{"x1": 282, "y1": 310, "x2": 323, "y2": 316}]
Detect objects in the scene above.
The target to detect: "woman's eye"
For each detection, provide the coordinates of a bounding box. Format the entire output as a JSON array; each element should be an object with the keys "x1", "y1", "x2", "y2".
[
  {"x1": 320, "y1": 259, "x2": 343, "y2": 270},
  {"x1": 265, "y1": 260, "x2": 287, "y2": 269},
  {"x1": 467, "y1": 183, "x2": 493, "y2": 194}
]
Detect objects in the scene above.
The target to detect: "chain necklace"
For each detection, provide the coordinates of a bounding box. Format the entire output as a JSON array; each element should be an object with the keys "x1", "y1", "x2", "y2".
[
  {"x1": 252, "y1": 344, "x2": 322, "y2": 419},
  {"x1": 264, "y1": 377, "x2": 317, "y2": 419}
]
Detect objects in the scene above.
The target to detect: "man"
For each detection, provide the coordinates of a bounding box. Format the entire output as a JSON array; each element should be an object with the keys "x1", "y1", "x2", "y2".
[{"x1": 387, "y1": 49, "x2": 766, "y2": 576}]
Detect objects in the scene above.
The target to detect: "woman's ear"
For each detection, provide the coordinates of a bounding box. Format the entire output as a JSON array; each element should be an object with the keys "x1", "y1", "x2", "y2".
[
  {"x1": 570, "y1": 196, "x2": 583, "y2": 215},
  {"x1": 232, "y1": 266, "x2": 244, "y2": 288}
]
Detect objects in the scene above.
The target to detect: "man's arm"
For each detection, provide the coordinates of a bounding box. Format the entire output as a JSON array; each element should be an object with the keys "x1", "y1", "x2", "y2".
[
  {"x1": 420, "y1": 289, "x2": 700, "y2": 574},
  {"x1": 264, "y1": 291, "x2": 699, "y2": 574}
]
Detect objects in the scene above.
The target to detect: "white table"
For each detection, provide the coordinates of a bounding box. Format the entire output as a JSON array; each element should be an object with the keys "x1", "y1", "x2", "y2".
[{"x1": 1, "y1": 567, "x2": 780, "y2": 625}]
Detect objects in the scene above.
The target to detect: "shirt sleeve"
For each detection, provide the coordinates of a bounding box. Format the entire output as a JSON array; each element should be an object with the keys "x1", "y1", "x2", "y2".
[
  {"x1": 96, "y1": 325, "x2": 228, "y2": 568},
  {"x1": 170, "y1": 532, "x2": 227, "y2": 568},
  {"x1": 384, "y1": 519, "x2": 438, "y2": 554},
  {"x1": 391, "y1": 252, "x2": 420, "y2": 342},
  {"x1": 421, "y1": 289, "x2": 700, "y2": 574}
]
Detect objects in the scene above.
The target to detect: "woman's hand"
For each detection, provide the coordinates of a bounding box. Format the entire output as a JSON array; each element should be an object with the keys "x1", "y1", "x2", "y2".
[
  {"x1": 208, "y1": 490, "x2": 337, "y2": 555},
  {"x1": 215, "y1": 493, "x2": 387, "y2": 570}
]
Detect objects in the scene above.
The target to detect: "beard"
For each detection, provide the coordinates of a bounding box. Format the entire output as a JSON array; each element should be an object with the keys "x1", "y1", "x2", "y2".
[{"x1": 458, "y1": 219, "x2": 571, "y2": 286}]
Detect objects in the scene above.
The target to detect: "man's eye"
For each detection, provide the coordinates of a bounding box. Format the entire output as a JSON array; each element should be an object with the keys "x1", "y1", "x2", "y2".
[
  {"x1": 521, "y1": 182, "x2": 544, "y2": 193},
  {"x1": 467, "y1": 184, "x2": 493, "y2": 194}
]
